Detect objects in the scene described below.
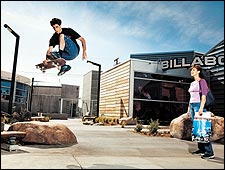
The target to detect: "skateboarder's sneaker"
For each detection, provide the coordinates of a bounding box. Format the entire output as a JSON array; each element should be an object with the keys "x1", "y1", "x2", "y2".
[
  {"x1": 201, "y1": 153, "x2": 215, "y2": 159},
  {"x1": 192, "y1": 149, "x2": 204, "y2": 155},
  {"x1": 57, "y1": 65, "x2": 71, "y2": 76}
]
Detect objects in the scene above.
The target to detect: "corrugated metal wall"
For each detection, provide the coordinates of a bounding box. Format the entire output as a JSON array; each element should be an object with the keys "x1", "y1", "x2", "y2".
[
  {"x1": 31, "y1": 86, "x2": 61, "y2": 113},
  {"x1": 32, "y1": 95, "x2": 61, "y2": 113},
  {"x1": 100, "y1": 61, "x2": 130, "y2": 118},
  {"x1": 31, "y1": 85, "x2": 79, "y2": 115},
  {"x1": 206, "y1": 40, "x2": 224, "y2": 116}
]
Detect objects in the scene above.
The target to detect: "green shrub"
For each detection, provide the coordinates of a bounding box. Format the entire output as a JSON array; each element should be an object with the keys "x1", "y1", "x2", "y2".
[
  {"x1": 134, "y1": 123, "x2": 143, "y2": 132},
  {"x1": 147, "y1": 119, "x2": 159, "y2": 134}
]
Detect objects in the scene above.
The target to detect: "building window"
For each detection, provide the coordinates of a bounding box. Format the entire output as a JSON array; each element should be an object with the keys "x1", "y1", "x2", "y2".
[
  {"x1": 1, "y1": 80, "x2": 29, "y2": 104},
  {"x1": 1, "y1": 80, "x2": 11, "y2": 100},
  {"x1": 15, "y1": 82, "x2": 29, "y2": 104},
  {"x1": 133, "y1": 72, "x2": 192, "y2": 125}
]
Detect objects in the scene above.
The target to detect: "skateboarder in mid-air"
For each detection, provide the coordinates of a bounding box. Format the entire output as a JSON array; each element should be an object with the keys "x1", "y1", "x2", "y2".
[{"x1": 45, "y1": 18, "x2": 87, "y2": 76}]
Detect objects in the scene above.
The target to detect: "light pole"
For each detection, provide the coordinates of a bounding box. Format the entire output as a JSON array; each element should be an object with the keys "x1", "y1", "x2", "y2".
[
  {"x1": 29, "y1": 78, "x2": 34, "y2": 112},
  {"x1": 87, "y1": 60, "x2": 101, "y2": 117},
  {"x1": 4, "y1": 24, "x2": 20, "y2": 115}
]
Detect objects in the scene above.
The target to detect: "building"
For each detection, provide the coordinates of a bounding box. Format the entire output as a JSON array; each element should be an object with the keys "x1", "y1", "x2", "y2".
[
  {"x1": 99, "y1": 40, "x2": 224, "y2": 125},
  {"x1": 82, "y1": 70, "x2": 99, "y2": 117},
  {"x1": 202, "y1": 40, "x2": 224, "y2": 115},
  {"x1": 31, "y1": 84, "x2": 80, "y2": 117},
  {"x1": 1, "y1": 70, "x2": 80, "y2": 117},
  {"x1": 99, "y1": 60, "x2": 130, "y2": 118},
  {"x1": 1, "y1": 70, "x2": 31, "y2": 113},
  {"x1": 99, "y1": 53, "x2": 194, "y2": 125}
]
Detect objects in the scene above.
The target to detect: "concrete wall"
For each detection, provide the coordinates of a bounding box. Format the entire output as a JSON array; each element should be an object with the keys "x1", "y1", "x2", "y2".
[
  {"x1": 31, "y1": 86, "x2": 61, "y2": 113},
  {"x1": 82, "y1": 70, "x2": 99, "y2": 116},
  {"x1": 31, "y1": 84, "x2": 79, "y2": 116},
  {"x1": 61, "y1": 84, "x2": 79, "y2": 99}
]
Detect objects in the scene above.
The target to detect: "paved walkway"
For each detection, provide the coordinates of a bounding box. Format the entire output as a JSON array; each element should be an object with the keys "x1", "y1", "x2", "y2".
[{"x1": 1, "y1": 118, "x2": 224, "y2": 169}]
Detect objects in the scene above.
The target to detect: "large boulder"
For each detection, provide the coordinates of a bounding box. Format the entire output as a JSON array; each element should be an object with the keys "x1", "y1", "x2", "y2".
[
  {"x1": 119, "y1": 117, "x2": 137, "y2": 127},
  {"x1": 169, "y1": 113, "x2": 192, "y2": 140},
  {"x1": 8, "y1": 121, "x2": 78, "y2": 145},
  {"x1": 170, "y1": 113, "x2": 224, "y2": 144},
  {"x1": 211, "y1": 116, "x2": 224, "y2": 143}
]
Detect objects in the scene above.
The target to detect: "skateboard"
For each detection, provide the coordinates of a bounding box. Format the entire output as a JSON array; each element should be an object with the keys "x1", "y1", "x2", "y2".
[
  {"x1": 35, "y1": 58, "x2": 66, "y2": 73},
  {"x1": 1, "y1": 131, "x2": 26, "y2": 151},
  {"x1": 191, "y1": 112, "x2": 212, "y2": 143}
]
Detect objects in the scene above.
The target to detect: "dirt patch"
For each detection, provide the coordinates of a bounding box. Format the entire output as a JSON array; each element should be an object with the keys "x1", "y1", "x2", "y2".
[{"x1": 132, "y1": 130, "x2": 172, "y2": 138}]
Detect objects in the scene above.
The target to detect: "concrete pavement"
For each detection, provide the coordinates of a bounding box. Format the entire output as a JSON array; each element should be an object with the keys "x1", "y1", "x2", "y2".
[{"x1": 1, "y1": 118, "x2": 224, "y2": 169}]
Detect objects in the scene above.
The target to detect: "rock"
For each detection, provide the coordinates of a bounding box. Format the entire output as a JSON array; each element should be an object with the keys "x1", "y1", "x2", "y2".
[
  {"x1": 169, "y1": 113, "x2": 224, "y2": 144},
  {"x1": 119, "y1": 117, "x2": 137, "y2": 127},
  {"x1": 169, "y1": 113, "x2": 192, "y2": 140},
  {"x1": 211, "y1": 116, "x2": 224, "y2": 143},
  {"x1": 8, "y1": 121, "x2": 78, "y2": 145}
]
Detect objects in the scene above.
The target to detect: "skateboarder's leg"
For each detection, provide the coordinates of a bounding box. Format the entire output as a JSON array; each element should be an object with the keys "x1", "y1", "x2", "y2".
[
  {"x1": 47, "y1": 51, "x2": 61, "y2": 60},
  {"x1": 57, "y1": 35, "x2": 79, "y2": 75},
  {"x1": 55, "y1": 34, "x2": 78, "y2": 76},
  {"x1": 59, "y1": 34, "x2": 65, "y2": 51},
  {"x1": 57, "y1": 65, "x2": 71, "y2": 76},
  {"x1": 48, "y1": 34, "x2": 79, "y2": 62},
  {"x1": 60, "y1": 35, "x2": 79, "y2": 60}
]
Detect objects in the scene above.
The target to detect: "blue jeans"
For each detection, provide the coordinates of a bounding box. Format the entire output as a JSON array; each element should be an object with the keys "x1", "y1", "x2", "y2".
[
  {"x1": 51, "y1": 35, "x2": 79, "y2": 61},
  {"x1": 190, "y1": 103, "x2": 214, "y2": 155}
]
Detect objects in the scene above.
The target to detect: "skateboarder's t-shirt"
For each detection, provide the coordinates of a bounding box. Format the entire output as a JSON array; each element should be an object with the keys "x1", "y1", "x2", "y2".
[
  {"x1": 49, "y1": 27, "x2": 81, "y2": 52},
  {"x1": 188, "y1": 79, "x2": 208, "y2": 103}
]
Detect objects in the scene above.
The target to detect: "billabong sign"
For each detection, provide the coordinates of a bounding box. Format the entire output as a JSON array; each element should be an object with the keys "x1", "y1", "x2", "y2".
[{"x1": 161, "y1": 55, "x2": 224, "y2": 70}]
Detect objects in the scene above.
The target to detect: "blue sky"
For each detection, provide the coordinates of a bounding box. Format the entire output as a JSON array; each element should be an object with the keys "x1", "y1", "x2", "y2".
[{"x1": 1, "y1": 1, "x2": 224, "y2": 93}]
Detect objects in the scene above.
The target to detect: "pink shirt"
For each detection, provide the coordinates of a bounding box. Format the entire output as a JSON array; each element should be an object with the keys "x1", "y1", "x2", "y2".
[{"x1": 188, "y1": 79, "x2": 208, "y2": 103}]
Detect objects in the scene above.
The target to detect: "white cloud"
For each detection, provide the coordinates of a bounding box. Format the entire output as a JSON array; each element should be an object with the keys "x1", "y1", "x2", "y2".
[{"x1": 1, "y1": 1, "x2": 224, "y2": 90}]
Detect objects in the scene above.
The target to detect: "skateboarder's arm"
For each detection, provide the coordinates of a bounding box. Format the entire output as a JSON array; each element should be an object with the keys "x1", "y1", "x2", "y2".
[
  {"x1": 46, "y1": 46, "x2": 54, "y2": 59},
  {"x1": 78, "y1": 36, "x2": 87, "y2": 60}
]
